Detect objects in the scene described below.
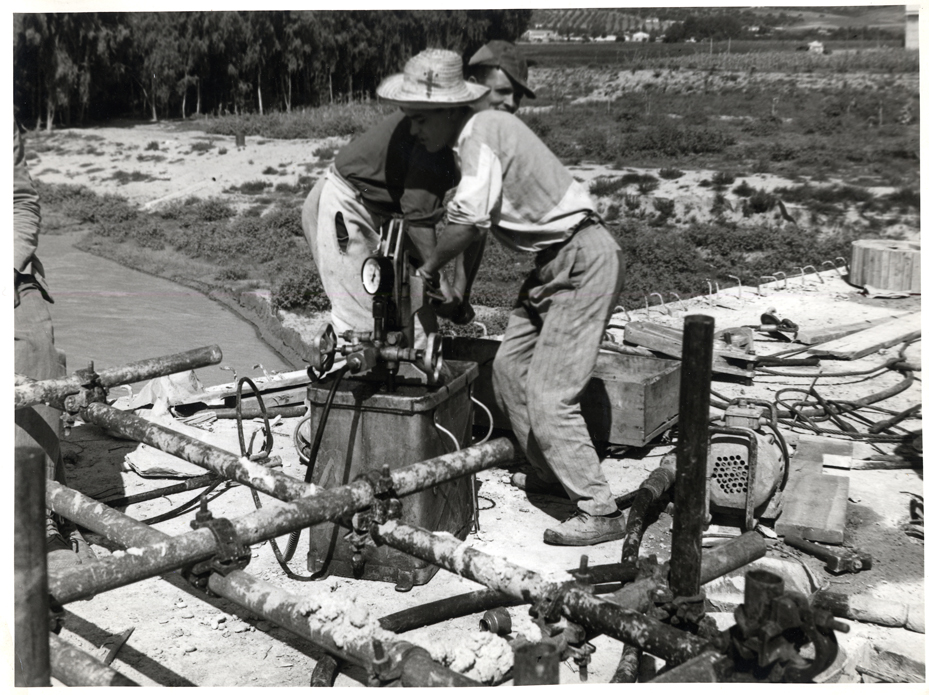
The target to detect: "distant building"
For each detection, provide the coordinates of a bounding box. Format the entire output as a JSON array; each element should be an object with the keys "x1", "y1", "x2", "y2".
[
  {"x1": 594, "y1": 34, "x2": 618, "y2": 42},
  {"x1": 906, "y1": 4, "x2": 919, "y2": 49},
  {"x1": 631, "y1": 31, "x2": 650, "y2": 42},
  {"x1": 523, "y1": 29, "x2": 556, "y2": 43},
  {"x1": 808, "y1": 40, "x2": 825, "y2": 54}
]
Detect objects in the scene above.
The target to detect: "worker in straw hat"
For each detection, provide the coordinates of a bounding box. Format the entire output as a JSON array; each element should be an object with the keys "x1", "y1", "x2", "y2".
[
  {"x1": 300, "y1": 43, "x2": 536, "y2": 337},
  {"x1": 378, "y1": 49, "x2": 627, "y2": 546}
]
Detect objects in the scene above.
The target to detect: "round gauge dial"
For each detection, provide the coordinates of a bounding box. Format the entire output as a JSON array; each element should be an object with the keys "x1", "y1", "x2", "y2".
[{"x1": 361, "y1": 256, "x2": 393, "y2": 295}]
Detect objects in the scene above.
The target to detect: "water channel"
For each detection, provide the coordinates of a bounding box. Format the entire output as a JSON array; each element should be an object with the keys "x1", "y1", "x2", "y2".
[{"x1": 38, "y1": 233, "x2": 294, "y2": 390}]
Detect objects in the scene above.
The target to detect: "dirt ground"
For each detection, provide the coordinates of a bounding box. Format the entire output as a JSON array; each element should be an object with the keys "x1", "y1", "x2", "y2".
[{"x1": 27, "y1": 121, "x2": 925, "y2": 686}]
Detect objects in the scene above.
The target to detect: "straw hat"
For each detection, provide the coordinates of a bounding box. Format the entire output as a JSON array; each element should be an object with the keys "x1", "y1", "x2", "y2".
[
  {"x1": 377, "y1": 48, "x2": 489, "y2": 109},
  {"x1": 469, "y1": 40, "x2": 536, "y2": 100}
]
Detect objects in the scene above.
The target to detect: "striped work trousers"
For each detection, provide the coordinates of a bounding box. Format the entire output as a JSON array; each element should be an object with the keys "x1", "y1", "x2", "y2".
[{"x1": 493, "y1": 223, "x2": 625, "y2": 516}]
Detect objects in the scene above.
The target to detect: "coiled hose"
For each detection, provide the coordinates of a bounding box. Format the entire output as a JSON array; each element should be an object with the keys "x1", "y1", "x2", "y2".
[{"x1": 242, "y1": 366, "x2": 349, "y2": 581}]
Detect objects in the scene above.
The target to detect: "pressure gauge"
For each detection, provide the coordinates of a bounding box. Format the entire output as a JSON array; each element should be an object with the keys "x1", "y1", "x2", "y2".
[{"x1": 361, "y1": 256, "x2": 394, "y2": 296}]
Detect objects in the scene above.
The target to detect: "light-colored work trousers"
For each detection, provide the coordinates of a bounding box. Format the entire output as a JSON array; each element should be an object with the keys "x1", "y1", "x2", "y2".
[
  {"x1": 302, "y1": 167, "x2": 383, "y2": 336},
  {"x1": 14, "y1": 282, "x2": 67, "y2": 501},
  {"x1": 493, "y1": 223, "x2": 625, "y2": 516}
]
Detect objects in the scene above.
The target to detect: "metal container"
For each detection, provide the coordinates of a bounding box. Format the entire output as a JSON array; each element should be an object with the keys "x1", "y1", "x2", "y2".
[
  {"x1": 443, "y1": 337, "x2": 680, "y2": 447},
  {"x1": 306, "y1": 360, "x2": 478, "y2": 590}
]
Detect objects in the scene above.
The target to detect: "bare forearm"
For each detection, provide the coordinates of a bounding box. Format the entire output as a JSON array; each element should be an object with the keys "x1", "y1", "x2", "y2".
[{"x1": 421, "y1": 223, "x2": 483, "y2": 276}]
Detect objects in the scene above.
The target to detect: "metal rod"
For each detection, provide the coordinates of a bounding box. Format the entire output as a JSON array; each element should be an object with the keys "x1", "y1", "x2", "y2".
[
  {"x1": 369, "y1": 520, "x2": 711, "y2": 664},
  {"x1": 99, "y1": 473, "x2": 220, "y2": 508},
  {"x1": 15, "y1": 345, "x2": 223, "y2": 409},
  {"x1": 80, "y1": 403, "x2": 307, "y2": 501},
  {"x1": 48, "y1": 438, "x2": 515, "y2": 604},
  {"x1": 48, "y1": 481, "x2": 479, "y2": 686},
  {"x1": 14, "y1": 447, "x2": 51, "y2": 687},
  {"x1": 208, "y1": 571, "x2": 480, "y2": 687},
  {"x1": 49, "y1": 633, "x2": 139, "y2": 686},
  {"x1": 670, "y1": 315, "x2": 714, "y2": 599}
]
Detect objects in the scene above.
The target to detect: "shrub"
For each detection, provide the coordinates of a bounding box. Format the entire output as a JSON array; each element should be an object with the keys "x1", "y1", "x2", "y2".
[
  {"x1": 190, "y1": 141, "x2": 214, "y2": 153},
  {"x1": 711, "y1": 171, "x2": 735, "y2": 190},
  {"x1": 313, "y1": 145, "x2": 338, "y2": 160},
  {"x1": 659, "y1": 167, "x2": 684, "y2": 180},
  {"x1": 733, "y1": 180, "x2": 755, "y2": 197},
  {"x1": 216, "y1": 266, "x2": 249, "y2": 281},
  {"x1": 272, "y1": 267, "x2": 331, "y2": 312},
  {"x1": 589, "y1": 176, "x2": 625, "y2": 197},
  {"x1": 883, "y1": 186, "x2": 919, "y2": 211},
  {"x1": 263, "y1": 166, "x2": 279, "y2": 175},
  {"x1": 236, "y1": 180, "x2": 271, "y2": 195},
  {"x1": 743, "y1": 190, "x2": 778, "y2": 216},
  {"x1": 145, "y1": 141, "x2": 159, "y2": 151},
  {"x1": 274, "y1": 182, "x2": 300, "y2": 194},
  {"x1": 218, "y1": 147, "x2": 228, "y2": 155}
]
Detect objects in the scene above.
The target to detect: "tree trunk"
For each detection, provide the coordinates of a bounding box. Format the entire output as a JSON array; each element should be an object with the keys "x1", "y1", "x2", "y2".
[
  {"x1": 348, "y1": 71, "x2": 353, "y2": 104},
  {"x1": 257, "y1": 67, "x2": 263, "y2": 116},
  {"x1": 181, "y1": 73, "x2": 188, "y2": 119},
  {"x1": 283, "y1": 73, "x2": 292, "y2": 112},
  {"x1": 196, "y1": 80, "x2": 201, "y2": 115},
  {"x1": 45, "y1": 92, "x2": 55, "y2": 133},
  {"x1": 151, "y1": 75, "x2": 158, "y2": 122},
  {"x1": 329, "y1": 70, "x2": 333, "y2": 104}
]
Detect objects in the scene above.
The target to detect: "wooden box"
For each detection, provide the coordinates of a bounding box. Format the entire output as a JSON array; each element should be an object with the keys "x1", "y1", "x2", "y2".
[{"x1": 443, "y1": 338, "x2": 680, "y2": 447}]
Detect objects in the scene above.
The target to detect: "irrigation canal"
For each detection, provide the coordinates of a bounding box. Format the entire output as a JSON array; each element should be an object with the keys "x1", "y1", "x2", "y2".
[{"x1": 39, "y1": 233, "x2": 293, "y2": 391}]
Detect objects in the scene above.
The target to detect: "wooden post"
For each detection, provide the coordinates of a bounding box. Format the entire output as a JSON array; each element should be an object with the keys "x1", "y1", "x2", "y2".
[
  {"x1": 15, "y1": 448, "x2": 50, "y2": 687},
  {"x1": 669, "y1": 315, "x2": 714, "y2": 599}
]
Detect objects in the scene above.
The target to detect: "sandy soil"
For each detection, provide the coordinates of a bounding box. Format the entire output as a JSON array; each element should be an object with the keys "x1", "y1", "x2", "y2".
[{"x1": 28, "y1": 121, "x2": 924, "y2": 686}]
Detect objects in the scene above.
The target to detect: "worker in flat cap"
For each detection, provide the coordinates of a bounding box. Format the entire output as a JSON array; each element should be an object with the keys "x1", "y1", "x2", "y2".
[
  {"x1": 300, "y1": 42, "x2": 535, "y2": 338},
  {"x1": 466, "y1": 40, "x2": 536, "y2": 114},
  {"x1": 379, "y1": 49, "x2": 626, "y2": 546}
]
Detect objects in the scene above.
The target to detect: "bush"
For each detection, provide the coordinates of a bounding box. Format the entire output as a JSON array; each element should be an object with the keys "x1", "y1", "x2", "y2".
[
  {"x1": 732, "y1": 180, "x2": 755, "y2": 197},
  {"x1": 190, "y1": 141, "x2": 214, "y2": 153},
  {"x1": 659, "y1": 167, "x2": 684, "y2": 180},
  {"x1": 313, "y1": 145, "x2": 338, "y2": 160},
  {"x1": 236, "y1": 180, "x2": 271, "y2": 195},
  {"x1": 589, "y1": 176, "x2": 625, "y2": 197},
  {"x1": 711, "y1": 171, "x2": 735, "y2": 189},
  {"x1": 145, "y1": 141, "x2": 159, "y2": 151},
  {"x1": 271, "y1": 267, "x2": 331, "y2": 312}
]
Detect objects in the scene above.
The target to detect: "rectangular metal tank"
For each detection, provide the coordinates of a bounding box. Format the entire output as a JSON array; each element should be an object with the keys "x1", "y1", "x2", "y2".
[{"x1": 305, "y1": 360, "x2": 478, "y2": 590}]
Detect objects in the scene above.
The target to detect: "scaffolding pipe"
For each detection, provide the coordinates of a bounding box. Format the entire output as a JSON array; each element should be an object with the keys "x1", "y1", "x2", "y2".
[
  {"x1": 207, "y1": 571, "x2": 481, "y2": 688},
  {"x1": 14, "y1": 448, "x2": 51, "y2": 687},
  {"x1": 670, "y1": 315, "x2": 714, "y2": 599},
  {"x1": 369, "y1": 520, "x2": 712, "y2": 664},
  {"x1": 15, "y1": 345, "x2": 223, "y2": 409},
  {"x1": 378, "y1": 531, "x2": 765, "y2": 635},
  {"x1": 47, "y1": 482, "x2": 479, "y2": 687},
  {"x1": 79, "y1": 403, "x2": 308, "y2": 501},
  {"x1": 48, "y1": 438, "x2": 515, "y2": 604},
  {"x1": 49, "y1": 633, "x2": 139, "y2": 687}
]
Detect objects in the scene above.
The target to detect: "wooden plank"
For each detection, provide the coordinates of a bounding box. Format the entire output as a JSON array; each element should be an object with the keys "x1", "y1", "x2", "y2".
[
  {"x1": 795, "y1": 316, "x2": 897, "y2": 345},
  {"x1": 622, "y1": 322, "x2": 755, "y2": 378},
  {"x1": 809, "y1": 312, "x2": 921, "y2": 360},
  {"x1": 624, "y1": 322, "x2": 756, "y2": 362},
  {"x1": 774, "y1": 474, "x2": 850, "y2": 544},
  {"x1": 782, "y1": 433, "x2": 873, "y2": 460}
]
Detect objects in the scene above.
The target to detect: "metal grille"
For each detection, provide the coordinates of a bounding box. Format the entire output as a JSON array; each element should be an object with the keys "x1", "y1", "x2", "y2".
[{"x1": 712, "y1": 453, "x2": 748, "y2": 495}]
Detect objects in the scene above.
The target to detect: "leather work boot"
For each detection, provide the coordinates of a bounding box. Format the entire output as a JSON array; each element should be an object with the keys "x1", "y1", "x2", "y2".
[
  {"x1": 46, "y1": 516, "x2": 82, "y2": 572},
  {"x1": 543, "y1": 510, "x2": 626, "y2": 546},
  {"x1": 510, "y1": 471, "x2": 569, "y2": 499}
]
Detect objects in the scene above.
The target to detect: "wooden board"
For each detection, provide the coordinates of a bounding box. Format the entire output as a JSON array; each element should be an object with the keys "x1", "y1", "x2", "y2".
[
  {"x1": 809, "y1": 312, "x2": 921, "y2": 360},
  {"x1": 622, "y1": 321, "x2": 755, "y2": 379},
  {"x1": 795, "y1": 316, "x2": 897, "y2": 345},
  {"x1": 774, "y1": 473, "x2": 850, "y2": 544}
]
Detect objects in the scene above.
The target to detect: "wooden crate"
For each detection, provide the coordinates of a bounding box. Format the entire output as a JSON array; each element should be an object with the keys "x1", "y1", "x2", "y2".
[{"x1": 443, "y1": 338, "x2": 680, "y2": 447}]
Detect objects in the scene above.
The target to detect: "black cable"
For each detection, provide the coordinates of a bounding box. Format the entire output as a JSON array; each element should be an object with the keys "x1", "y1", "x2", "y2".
[{"x1": 247, "y1": 366, "x2": 350, "y2": 582}]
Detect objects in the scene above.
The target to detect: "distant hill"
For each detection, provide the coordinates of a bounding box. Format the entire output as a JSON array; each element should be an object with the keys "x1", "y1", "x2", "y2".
[{"x1": 527, "y1": 6, "x2": 905, "y2": 37}]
